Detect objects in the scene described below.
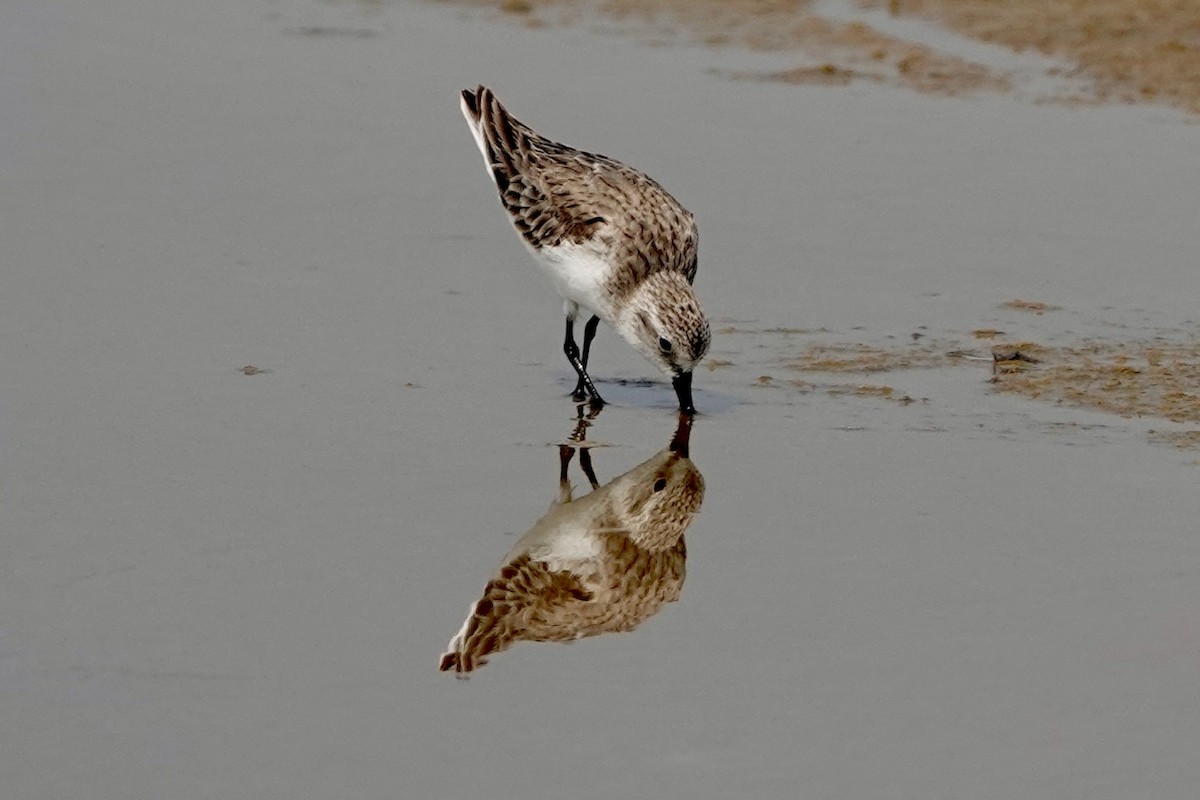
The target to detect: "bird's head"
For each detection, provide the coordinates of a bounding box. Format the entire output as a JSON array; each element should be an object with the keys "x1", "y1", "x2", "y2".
[{"x1": 619, "y1": 272, "x2": 711, "y2": 414}]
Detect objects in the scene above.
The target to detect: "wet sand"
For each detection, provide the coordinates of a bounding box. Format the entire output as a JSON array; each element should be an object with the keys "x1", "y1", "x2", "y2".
[
  {"x1": 2, "y1": 1, "x2": 1199, "y2": 798},
  {"x1": 459, "y1": 0, "x2": 1200, "y2": 112},
  {"x1": 872, "y1": 0, "x2": 1200, "y2": 113}
]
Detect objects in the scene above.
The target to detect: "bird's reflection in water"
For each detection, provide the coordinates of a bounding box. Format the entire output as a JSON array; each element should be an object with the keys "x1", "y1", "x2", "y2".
[{"x1": 440, "y1": 408, "x2": 705, "y2": 677}]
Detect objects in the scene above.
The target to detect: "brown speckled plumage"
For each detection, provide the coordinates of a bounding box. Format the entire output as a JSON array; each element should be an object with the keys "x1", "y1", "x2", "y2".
[
  {"x1": 460, "y1": 86, "x2": 711, "y2": 410},
  {"x1": 461, "y1": 85, "x2": 699, "y2": 293}
]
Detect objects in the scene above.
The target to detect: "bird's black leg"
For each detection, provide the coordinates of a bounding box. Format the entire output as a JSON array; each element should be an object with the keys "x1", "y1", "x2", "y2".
[
  {"x1": 564, "y1": 316, "x2": 604, "y2": 407},
  {"x1": 571, "y1": 315, "x2": 601, "y2": 402}
]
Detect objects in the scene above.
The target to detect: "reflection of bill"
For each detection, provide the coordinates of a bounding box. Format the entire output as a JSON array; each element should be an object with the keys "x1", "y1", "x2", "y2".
[{"x1": 440, "y1": 413, "x2": 704, "y2": 676}]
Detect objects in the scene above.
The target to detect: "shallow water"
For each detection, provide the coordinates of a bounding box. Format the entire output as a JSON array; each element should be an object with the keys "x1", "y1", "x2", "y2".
[{"x1": 2, "y1": 1, "x2": 1199, "y2": 798}]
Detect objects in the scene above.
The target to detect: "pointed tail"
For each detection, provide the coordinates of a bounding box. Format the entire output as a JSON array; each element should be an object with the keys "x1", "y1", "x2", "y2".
[{"x1": 459, "y1": 85, "x2": 531, "y2": 193}]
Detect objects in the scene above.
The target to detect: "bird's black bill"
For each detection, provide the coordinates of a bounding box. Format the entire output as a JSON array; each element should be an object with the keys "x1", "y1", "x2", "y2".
[{"x1": 673, "y1": 371, "x2": 696, "y2": 416}]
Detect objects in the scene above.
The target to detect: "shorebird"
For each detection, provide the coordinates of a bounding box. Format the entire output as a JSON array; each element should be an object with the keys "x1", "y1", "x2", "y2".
[
  {"x1": 439, "y1": 412, "x2": 704, "y2": 676},
  {"x1": 460, "y1": 86, "x2": 711, "y2": 414}
]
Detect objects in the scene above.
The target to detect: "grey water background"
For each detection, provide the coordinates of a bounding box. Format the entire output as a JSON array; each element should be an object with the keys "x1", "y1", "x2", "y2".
[{"x1": 2, "y1": 1, "x2": 1199, "y2": 797}]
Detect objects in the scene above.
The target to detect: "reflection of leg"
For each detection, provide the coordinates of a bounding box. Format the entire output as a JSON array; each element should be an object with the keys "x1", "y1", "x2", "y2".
[
  {"x1": 563, "y1": 402, "x2": 602, "y2": 494},
  {"x1": 556, "y1": 444, "x2": 575, "y2": 504},
  {"x1": 569, "y1": 406, "x2": 590, "y2": 444},
  {"x1": 578, "y1": 447, "x2": 600, "y2": 490},
  {"x1": 571, "y1": 315, "x2": 601, "y2": 402},
  {"x1": 568, "y1": 397, "x2": 603, "y2": 443}
]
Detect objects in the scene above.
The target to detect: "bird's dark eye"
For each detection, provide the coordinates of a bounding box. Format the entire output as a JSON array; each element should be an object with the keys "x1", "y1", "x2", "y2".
[
  {"x1": 653, "y1": 478, "x2": 668, "y2": 492},
  {"x1": 658, "y1": 337, "x2": 673, "y2": 353}
]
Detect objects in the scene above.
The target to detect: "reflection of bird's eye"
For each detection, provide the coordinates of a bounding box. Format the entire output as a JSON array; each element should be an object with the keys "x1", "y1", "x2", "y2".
[
  {"x1": 653, "y1": 478, "x2": 668, "y2": 492},
  {"x1": 658, "y1": 337, "x2": 672, "y2": 353}
]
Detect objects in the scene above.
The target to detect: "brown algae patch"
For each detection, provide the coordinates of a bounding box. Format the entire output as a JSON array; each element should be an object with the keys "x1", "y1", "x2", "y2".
[
  {"x1": 787, "y1": 341, "x2": 954, "y2": 373},
  {"x1": 992, "y1": 340, "x2": 1200, "y2": 423},
  {"x1": 720, "y1": 13, "x2": 1013, "y2": 97},
  {"x1": 1148, "y1": 430, "x2": 1200, "y2": 450},
  {"x1": 865, "y1": 0, "x2": 1200, "y2": 115},
  {"x1": 890, "y1": 46, "x2": 1011, "y2": 96},
  {"x1": 775, "y1": 322, "x2": 1200, "y2": 431},
  {"x1": 827, "y1": 383, "x2": 920, "y2": 404},
  {"x1": 990, "y1": 342, "x2": 1049, "y2": 373},
  {"x1": 765, "y1": 63, "x2": 878, "y2": 87},
  {"x1": 1001, "y1": 299, "x2": 1060, "y2": 314}
]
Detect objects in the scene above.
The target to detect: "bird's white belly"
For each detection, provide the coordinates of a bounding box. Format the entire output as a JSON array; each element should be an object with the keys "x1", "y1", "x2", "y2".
[
  {"x1": 529, "y1": 240, "x2": 614, "y2": 319},
  {"x1": 525, "y1": 521, "x2": 603, "y2": 572}
]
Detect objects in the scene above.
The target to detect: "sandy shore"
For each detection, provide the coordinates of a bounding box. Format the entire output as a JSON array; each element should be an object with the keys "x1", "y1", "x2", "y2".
[
  {"x1": 873, "y1": 0, "x2": 1200, "y2": 113},
  {"x1": 451, "y1": 0, "x2": 1200, "y2": 113}
]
